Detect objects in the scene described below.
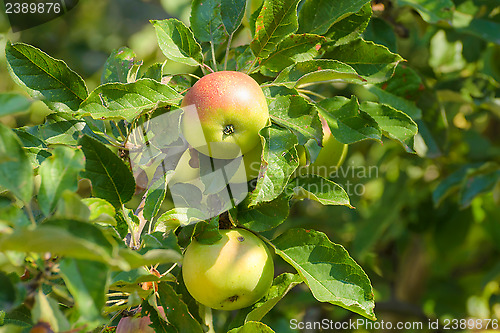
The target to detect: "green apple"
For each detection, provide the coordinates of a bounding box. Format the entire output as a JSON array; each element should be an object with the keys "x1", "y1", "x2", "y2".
[
  {"x1": 182, "y1": 228, "x2": 274, "y2": 310},
  {"x1": 170, "y1": 148, "x2": 200, "y2": 185},
  {"x1": 181, "y1": 71, "x2": 269, "y2": 159},
  {"x1": 229, "y1": 143, "x2": 262, "y2": 183},
  {"x1": 297, "y1": 115, "x2": 347, "y2": 178}
]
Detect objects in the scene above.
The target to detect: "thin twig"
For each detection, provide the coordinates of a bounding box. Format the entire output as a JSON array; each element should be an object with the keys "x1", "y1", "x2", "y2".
[
  {"x1": 297, "y1": 89, "x2": 327, "y2": 100},
  {"x1": 210, "y1": 41, "x2": 218, "y2": 72},
  {"x1": 224, "y1": 32, "x2": 234, "y2": 71}
]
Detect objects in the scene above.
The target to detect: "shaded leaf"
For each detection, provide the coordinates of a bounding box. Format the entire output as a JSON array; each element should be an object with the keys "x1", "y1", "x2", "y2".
[
  {"x1": 366, "y1": 85, "x2": 422, "y2": 120},
  {"x1": 245, "y1": 273, "x2": 302, "y2": 322},
  {"x1": 140, "y1": 62, "x2": 164, "y2": 81},
  {"x1": 250, "y1": 0, "x2": 301, "y2": 59},
  {"x1": 0, "y1": 124, "x2": 33, "y2": 202},
  {"x1": 155, "y1": 283, "x2": 205, "y2": 333},
  {"x1": 324, "y1": 38, "x2": 404, "y2": 82},
  {"x1": 79, "y1": 135, "x2": 136, "y2": 208},
  {"x1": 325, "y1": 3, "x2": 372, "y2": 46},
  {"x1": 101, "y1": 47, "x2": 142, "y2": 84},
  {"x1": 0, "y1": 219, "x2": 120, "y2": 267},
  {"x1": 5, "y1": 42, "x2": 88, "y2": 112},
  {"x1": 318, "y1": 96, "x2": 381, "y2": 144},
  {"x1": 32, "y1": 291, "x2": 70, "y2": 332},
  {"x1": 272, "y1": 228, "x2": 376, "y2": 320},
  {"x1": 269, "y1": 95, "x2": 323, "y2": 145},
  {"x1": 298, "y1": 0, "x2": 370, "y2": 35},
  {"x1": 0, "y1": 93, "x2": 32, "y2": 116},
  {"x1": 398, "y1": 0, "x2": 454, "y2": 24},
  {"x1": 38, "y1": 146, "x2": 84, "y2": 216},
  {"x1": 237, "y1": 194, "x2": 290, "y2": 232},
  {"x1": 221, "y1": 0, "x2": 247, "y2": 35},
  {"x1": 59, "y1": 258, "x2": 109, "y2": 326},
  {"x1": 191, "y1": 0, "x2": 227, "y2": 45},
  {"x1": 359, "y1": 101, "x2": 418, "y2": 152}
]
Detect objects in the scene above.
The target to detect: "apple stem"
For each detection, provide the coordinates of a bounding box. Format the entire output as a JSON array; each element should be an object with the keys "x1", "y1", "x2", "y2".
[
  {"x1": 224, "y1": 32, "x2": 234, "y2": 71},
  {"x1": 211, "y1": 42, "x2": 218, "y2": 72},
  {"x1": 203, "y1": 305, "x2": 216, "y2": 333}
]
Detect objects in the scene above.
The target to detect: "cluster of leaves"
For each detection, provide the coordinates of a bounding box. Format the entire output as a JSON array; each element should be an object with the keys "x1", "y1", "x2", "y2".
[{"x1": 7, "y1": 0, "x2": 487, "y2": 332}]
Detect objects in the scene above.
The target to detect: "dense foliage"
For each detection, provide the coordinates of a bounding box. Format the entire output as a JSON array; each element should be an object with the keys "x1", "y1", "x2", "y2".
[{"x1": 0, "y1": 0, "x2": 499, "y2": 332}]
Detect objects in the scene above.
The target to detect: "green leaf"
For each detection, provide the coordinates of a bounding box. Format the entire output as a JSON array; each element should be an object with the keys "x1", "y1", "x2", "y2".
[
  {"x1": 82, "y1": 198, "x2": 116, "y2": 225},
  {"x1": 257, "y1": 34, "x2": 326, "y2": 75},
  {"x1": 155, "y1": 283, "x2": 205, "y2": 333},
  {"x1": 397, "y1": 0, "x2": 454, "y2": 24},
  {"x1": 359, "y1": 101, "x2": 418, "y2": 152},
  {"x1": 32, "y1": 291, "x2": 70, "y2": 332},
  {"x1": 273, "y1": 59, "x2": 363, "y2": 89},
  {"x1": 432, "y1": 164, "x2": 477, "y2": 207},
  {"x1": 249, "y1": 126, "x2": 298, "y2": 206},
  {"x1": 38, "y1": 146, "x2": 84, "y2": 216},
  {"x1": 324, "y1": 38, "x2": 404, "y2": 82},
  {"x1": 118, "y1": 248, "x2": 182, "y2": 269},
  {"x1": 79, "y1": 135, "x2": 136, "y2": 208},
  {"x1": 452, "y1": 11, "x2": 500, "y2": 44},
  {"x1": 221, "y1": 0, "x2": 247, "y2": 35},
  {"x1": 228, "y1": 321, "x2": 275, "y2": 333},
  {"x1": 156, "y1": 207, "x2": 207, "y2": 232},
  {"x1": 318, "y1": 96, "x2": 381, "y2": 144},
  {"x1": 298, "y1": 0, "x2": 370, "y2": 35},
  {"x1": 237, "y1": 194, "x2": 290, "y2": 232},
  {"x1": 144, "y1": 172, "x2": 171, "y2": 221},
  {"x1": 28, "y1": 117, "x2": 104, "y2": 146},
  {"x1": 5, "y1": 42, "x2": 88, "y2": 112},
  {"x1": 191, "y1": 0, "x2": 227, "y2": 45},
  {"x1": 59, "y1": 258, "x2": 109, "y2": 326},
  {"x1": 272, "y1": 228, "x2": 376, "y2": 320},
  {"x1": 250, "y1": 0, "x2": 301, "y2": 59},
  {"x1": 429, "y1": 30, "x2": 466, "y2": 74},
  {"x1": 0, "y1": 272, "x2": 17, "y2": 313},
  {"x1": 325, "y1": 3, "x2": 372, "y2": 46},
  {"x1": 269, "y1": 95, "x2": 323, "y2": 145},
  {"x1": 79, "y1": 79, "x2": 183, "y2": 122},
  {"x1": 54, "y1": 190, "x2": 91, "y2": 221},
  {"x1": 366, "y1": 85, "x2": 422, "y2": 120},
  {"x1": 0, "y1": 93, "x2": 32, "y2": 116},
  {"x1": 286, "y1": 175, "x2": 352, "y2": 207},
  {"x1": 101, "y1": 47, "x2": 143, "y2": 84},
  {"x1": 363, "y1": 17, "x2": 397, "y2": 52},
  {"x1": 0, "y1": 219, "x2": 121, "y2": 266},
  {"x1": 140, "y1": 62, "x2": 164, "y2": 81},
  {"x1": 376, "y1": 64, "x2": 424, "y2": 100},
  {"x1": 152, "y1": 19, "x2": 204, "y2": 67},
  {"x1": 249, "y1": 1, "x2": 264, "y2": 38},
  {"x1": 245, "y1": 273, "x2": 302, "y2": 323},
  {"x1": 459, "y1": 166, "x2": 500, "y2": 208},
  {"x1": 0, "y1": 124, "x2": 33, "y2": 202}
]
